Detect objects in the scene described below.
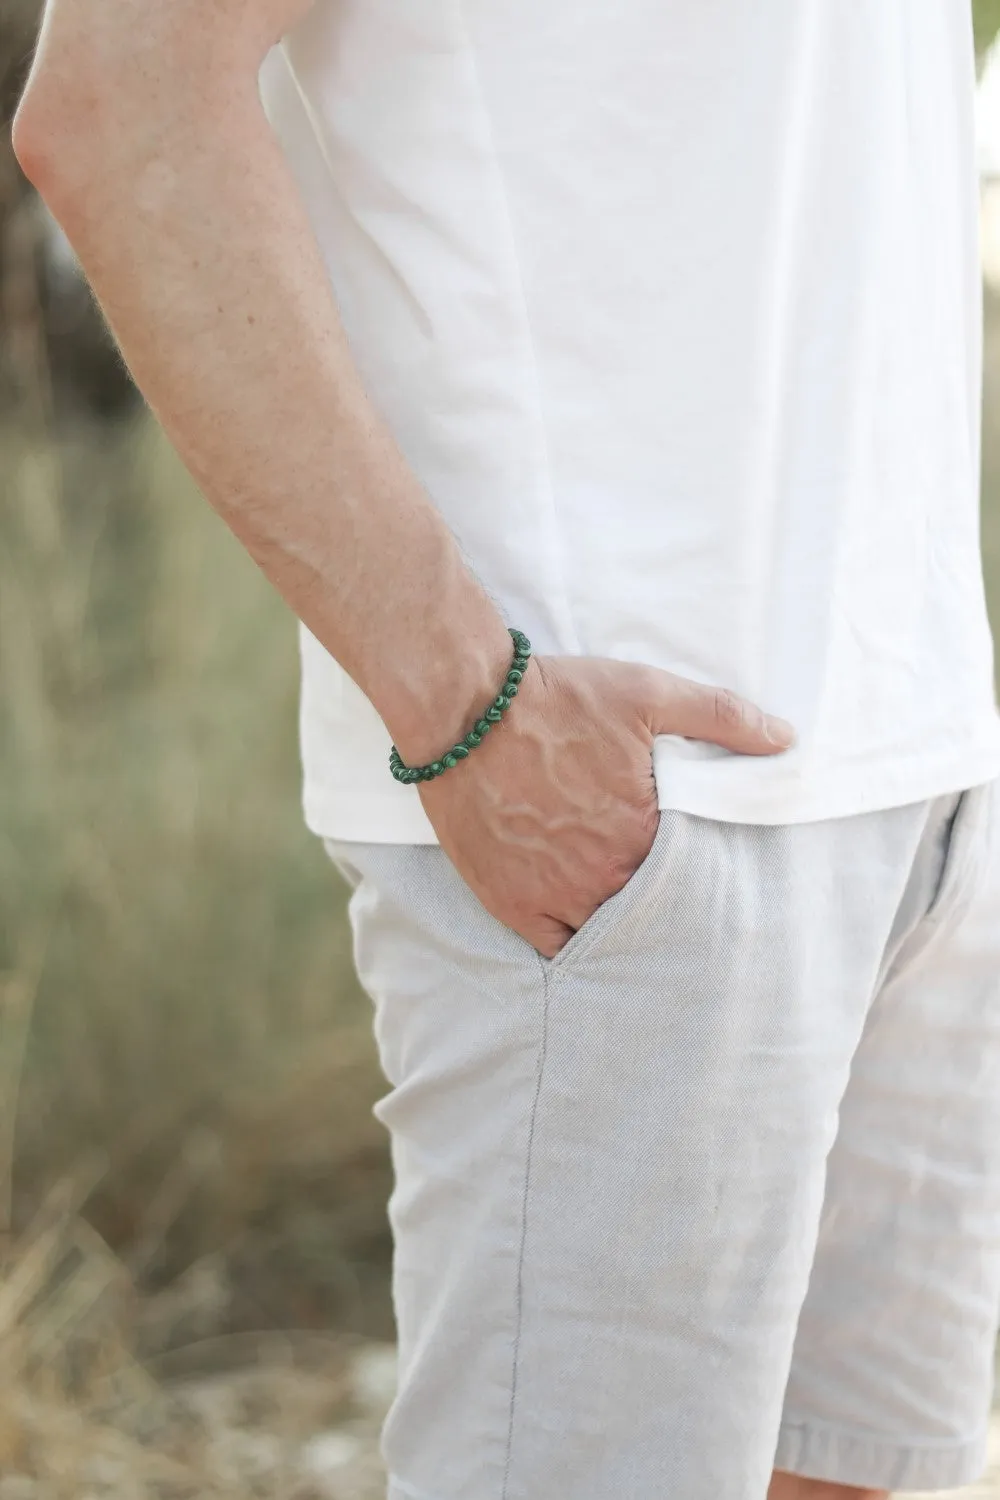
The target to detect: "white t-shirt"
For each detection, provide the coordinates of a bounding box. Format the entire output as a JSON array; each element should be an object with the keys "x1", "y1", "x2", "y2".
[{"x1": 262, "y1": 0, "x2": 1000, "y2": 844}]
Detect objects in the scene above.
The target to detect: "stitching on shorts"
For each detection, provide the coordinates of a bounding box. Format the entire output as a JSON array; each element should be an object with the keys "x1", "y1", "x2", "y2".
[
  {"x1": 779, "y1": 1413, "x2": 990, "y2": 1453},
  {"x1": 501, "y1": 952, "x2": 551, "y2": 1500},
  {"x1": 544, "y1": 812, "x2": 672, "y2": 974}
]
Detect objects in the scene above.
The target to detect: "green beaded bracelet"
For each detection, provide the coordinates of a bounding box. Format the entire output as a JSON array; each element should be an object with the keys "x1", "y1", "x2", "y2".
[{"x1": 389, "y1": 628, "x2": 532, "y2": 785}]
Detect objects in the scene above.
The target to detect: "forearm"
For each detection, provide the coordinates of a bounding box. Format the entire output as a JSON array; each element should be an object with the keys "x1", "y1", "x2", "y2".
[{"x1": 13, "y1": 28, "x2": 510, "y2": 758}]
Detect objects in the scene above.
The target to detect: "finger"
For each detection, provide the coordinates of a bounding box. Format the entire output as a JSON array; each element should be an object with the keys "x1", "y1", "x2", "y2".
[
  {"x1": 530, "y1": 915, "x2": 576, "y2": 960},
  {"x1": 645, "y1": 671, "x2": 796, "y2": 756}
]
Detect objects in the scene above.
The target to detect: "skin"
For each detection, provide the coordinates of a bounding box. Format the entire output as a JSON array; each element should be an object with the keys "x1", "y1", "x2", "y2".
[
  {"x1": 13, "y1": 0, "x2": 796, "y2": 961},
  {"x1": 12, "y1": 12, "x2": 889, "y2": 1498},
  {"x1": 768, "y1": 1478, "x2": 888, "y2": 1500}
]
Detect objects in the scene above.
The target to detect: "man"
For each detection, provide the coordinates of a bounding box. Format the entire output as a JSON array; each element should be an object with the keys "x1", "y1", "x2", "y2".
[{"x1": 14, "y1": 1, "x2": 1000, "y2": 1496}]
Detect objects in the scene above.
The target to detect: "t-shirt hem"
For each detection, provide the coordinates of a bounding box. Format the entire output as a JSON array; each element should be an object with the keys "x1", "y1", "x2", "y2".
[
  {"x1": 652, "y1": 741, "x2": 1000, "y2": 828},
  {"x1": 305, "y1": 739, "x2": 1000, "y2": 845},
  {"x1": 304, "y1": 787, "x2": 440, "y2": 845}
]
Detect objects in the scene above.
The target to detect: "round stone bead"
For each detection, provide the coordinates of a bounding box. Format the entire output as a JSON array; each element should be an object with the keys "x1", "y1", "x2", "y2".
[{"x1": 388, "y1": 628, "x2": 532, "y2": 787}]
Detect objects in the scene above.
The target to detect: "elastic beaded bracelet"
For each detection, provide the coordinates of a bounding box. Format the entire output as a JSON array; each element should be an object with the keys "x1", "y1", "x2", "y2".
[{"x1": 389, "y1": 628, "x2": 532, "y2": 785}]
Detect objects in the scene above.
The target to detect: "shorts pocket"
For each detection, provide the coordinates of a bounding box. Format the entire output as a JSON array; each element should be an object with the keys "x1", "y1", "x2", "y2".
[
  {"x1": 924, "y1": 781, "x2": 995, "y2": 931},
  {"x1": 542, "y1": 812, "x2": 675, "y2": 974}
]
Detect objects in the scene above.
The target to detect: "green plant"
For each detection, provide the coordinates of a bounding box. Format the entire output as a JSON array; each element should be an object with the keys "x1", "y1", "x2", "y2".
[{"x1": 976, "y1": 0, "x2": 1000, "y2": 60}]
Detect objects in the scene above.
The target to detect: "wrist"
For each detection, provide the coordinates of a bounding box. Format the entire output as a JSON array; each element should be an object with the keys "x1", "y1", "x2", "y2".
[{"x1": 383, "y1": 618, "x2": 517, "y2": 767}]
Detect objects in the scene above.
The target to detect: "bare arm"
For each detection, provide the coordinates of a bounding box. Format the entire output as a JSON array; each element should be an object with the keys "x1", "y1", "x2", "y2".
[
  {"x1": 12, "y1": 0, "x2": 513, "y2": 757},
  {"x1": 13, "y1": 0, "x2": 793, "y2": 954}
]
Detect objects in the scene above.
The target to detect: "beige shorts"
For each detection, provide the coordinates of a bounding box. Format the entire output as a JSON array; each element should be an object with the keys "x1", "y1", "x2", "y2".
[{"x1": 328, "y1": 782, "x2": 1000, "y2": 1500}]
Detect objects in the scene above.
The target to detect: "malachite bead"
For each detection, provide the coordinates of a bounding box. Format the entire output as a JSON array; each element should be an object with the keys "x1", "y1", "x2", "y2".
[{"x1": 388, "y1": 627, "x2": 530, "y2": 786}]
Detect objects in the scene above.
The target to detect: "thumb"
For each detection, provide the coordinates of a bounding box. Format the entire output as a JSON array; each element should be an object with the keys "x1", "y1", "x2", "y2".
[{"x1": 643, "y1": 670, "x2": 796, "y2": 757}]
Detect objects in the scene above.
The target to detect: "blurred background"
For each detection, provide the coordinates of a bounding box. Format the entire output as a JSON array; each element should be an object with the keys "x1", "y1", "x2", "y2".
[{"x1": 3, "y1": 3, "x2": 1000, "y2": 1497}]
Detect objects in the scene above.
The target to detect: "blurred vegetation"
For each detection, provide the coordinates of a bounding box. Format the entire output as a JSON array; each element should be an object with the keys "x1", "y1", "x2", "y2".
[
  {"x1": 1, "y1": 0, "x2": 393, "y2": 1368},
  {"x1": 979, "y1": 0, "x2": 1000, "y2": 59},
  {"x1": 0, "y1": 417, "x2": 393, "y2": 1336}
]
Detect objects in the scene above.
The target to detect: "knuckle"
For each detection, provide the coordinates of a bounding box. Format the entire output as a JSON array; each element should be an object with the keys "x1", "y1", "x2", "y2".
[
  {"x1": 533, "y1": 921, "x2": 570, "y2": 959},
  {"x1": 712, "y1": 687, "x2": 746, "y2": 732}
]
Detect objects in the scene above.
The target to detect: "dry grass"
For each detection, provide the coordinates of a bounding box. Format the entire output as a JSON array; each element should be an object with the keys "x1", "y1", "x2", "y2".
[
  {"x1": 0, "y1": 409, "x2": 396, "y2": 1491},
  {"x1": 0, "y1": 408, "x2": 392, "y2": 1315},
  {"x1": 0, "y1": 1169, "x2": 394, "y2": 1497}
]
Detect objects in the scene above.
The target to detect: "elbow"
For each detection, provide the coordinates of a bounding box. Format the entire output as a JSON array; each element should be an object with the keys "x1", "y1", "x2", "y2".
[
  {"x1": 12, "y1": 76, "x2": 102, "y2": 214},
  {"x1": 13, "y1": 94, "x2": 70, "y2": 202},
  {"x1": 11, "y1": 92, "x2": 53, "y2": 190}
]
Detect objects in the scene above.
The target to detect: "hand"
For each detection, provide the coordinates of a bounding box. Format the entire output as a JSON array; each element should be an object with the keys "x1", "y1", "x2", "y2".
[{"x1": 418, "y1": 655, "x2": 795, "y2": 957}]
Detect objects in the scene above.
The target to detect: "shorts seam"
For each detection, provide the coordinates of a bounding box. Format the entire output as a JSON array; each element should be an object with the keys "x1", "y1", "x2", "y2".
[
  {"x1": 501, "y1": 951, "x2": 551, "y2": 1499},
  {"x1": 779, "y1": 1413, "x2": 987, "y2": 1452},
  {"x1": 542, "y1": 812, "x2": 673, "y2": 974},
  {"x1": 775, "y1": 1413, "x2": 990, "y2": 1492}
]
